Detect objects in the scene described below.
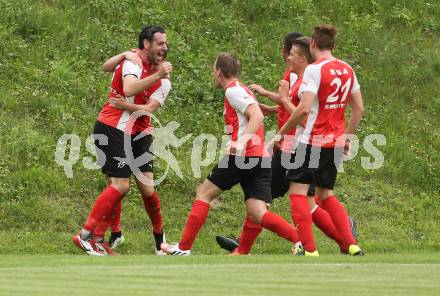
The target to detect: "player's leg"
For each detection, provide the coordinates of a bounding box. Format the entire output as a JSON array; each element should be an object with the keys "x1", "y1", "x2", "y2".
[
  {"x1": 245, "y1": 198, "x2": 302, "y2": 251},
  {"x1": 163, "y1": 179, "x2": 223, "y2": 255},
  {"x1": 234, "y1": 150, "x2": 291, "y2": 255},
  {"x1": 241, "y1": 159, "x2": 302, "y2": 253},
  {"x1": 72, "y1": 121, "x2": 131, "y2": 256},
  {"x1": 285, "y1": 144, "x2": 319, "y2": 254},
  {"x1": 134, "y1": 172, "x2": 166, "y2": 255},
  {"x1": 307, "y1": 186, "x2": 344, "y2": 250},
  {"x1": 164, "y1": 156, "x2": 239, "y2": 255},
  {"x1": 315, "y1": 146, "x2": 363, "y2": 255},
  {"x1": 90, "y1": 176, "x2": 124, "y2": 250},
  {"x1": 317, "y1": 188, "x2": 362, "y2": 255},
  {"x1": 131, "y1": 132, "x2": 167, "y2": 254},
  {"x1": 288, "y1": 182, "x2": 317, "y2": 254}
]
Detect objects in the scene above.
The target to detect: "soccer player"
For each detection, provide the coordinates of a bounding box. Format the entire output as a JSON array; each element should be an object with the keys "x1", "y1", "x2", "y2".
[
  {"x1": 161, "y1": 52, "x2": 302, "y2": 256},
  {"x1": 218, "y1": 37, "x2": 351, "y2": 256},
  {"x1": 88, "y1": 50, "x2": 156, "y2": 253},
  {"x1": 277, "y1": 24, "x2": 364, "y2": 256},
  {"x1": 72, "y1": 25, "x2": 172, "y2": 256}
]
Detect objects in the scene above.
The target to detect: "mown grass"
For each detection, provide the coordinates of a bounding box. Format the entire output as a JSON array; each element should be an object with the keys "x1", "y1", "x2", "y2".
[
  {"x1": 1, "y1": 254, "x2": 440, "y2": 296},
  {"x1": 0, "y1": 0, "x2": 439, "y2": 255}
]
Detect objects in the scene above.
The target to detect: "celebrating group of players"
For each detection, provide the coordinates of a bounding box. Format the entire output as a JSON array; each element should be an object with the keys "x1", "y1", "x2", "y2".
[{"x1": 72, "y1": 23, "x2": 364, "y2": 257}]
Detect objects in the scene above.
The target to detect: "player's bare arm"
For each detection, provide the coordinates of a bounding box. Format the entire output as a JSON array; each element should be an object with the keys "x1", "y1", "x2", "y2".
[
  {"x1": 249, "y1": 83, "x2": 282, "y2": 104},
  {"x1": 123, "y1": 62, "x2": 172, "y2": 97},
  {"x1": 102, "y1": 51, "x2": 142, "y2": 72},
  {"x1": 258, "y1": 103, "x2": 278, "y2": 116},
  {"x1": 108, "y1": 95, "x2": 161, "y2": 114},
  {"x1": 344, "y1": 90, "x2": 364, "y2": 155},
  {"x1": 278, "y1": 80, "x2": 297, "y2": 114},
  {"x1": 277, "y1": 90, "x2": 314, "y2": 136},
  {"x1": 345, "y1": 90, "x2": 364, "y2": 136}
]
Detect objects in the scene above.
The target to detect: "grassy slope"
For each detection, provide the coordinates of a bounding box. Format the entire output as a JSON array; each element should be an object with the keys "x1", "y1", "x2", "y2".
[
  {"x1": 1, "y1": 254, "x2": 440, "y2": 296},
  {"x1": 0, "y1": 0, "x2": 439, "y2": 254}
]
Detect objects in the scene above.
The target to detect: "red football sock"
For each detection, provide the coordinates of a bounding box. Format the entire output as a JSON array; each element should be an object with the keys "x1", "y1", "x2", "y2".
[
  {"x1": 311, "y1": 205, "x2": 344, "y2": 249},
  {"x1": 290, "y1": 194, "x2": 316, "y2": 252},
  {"x1": 237, "y1": 215, "x2": 263, "y2": 254},
  {"x1": 179, "y1": 200, "x2": 210, "y2": 250},
  {"x1": 84, "y1": 186, "x2": 124, "y2": 231},
  {"x1": 321, "y1": 195, "x2": 356, "y2": 250},
  {"x1": 260, "y1": 211, "x2": 300, "y2": 243},
  {"x1": 110, "y1": 201, "x2": 122, "y2": 233},
  {"x1": 93, "y1": 220, "x2": 108, "y2": 238},
  {"x1": 142, "y1": 191, "x2": 163, "y2": 234}
]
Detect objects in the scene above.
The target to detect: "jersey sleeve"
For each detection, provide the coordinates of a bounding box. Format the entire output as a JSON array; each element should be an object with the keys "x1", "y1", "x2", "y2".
[
  {"x1": 351, "y1": 71, "x2": 361, "y2": 94},
  {"x1": 122, "y1": 60, "x2": 142, "y2": 79},
  {"x1": 225, "y1": 87, "x2": 256, "y2": 114},
  {"x1": 299, "y1": 64, "x2": 320, "y2": 97},
  {"x1": 149, "y1": 79, "x2": 172, "y2": 106}
]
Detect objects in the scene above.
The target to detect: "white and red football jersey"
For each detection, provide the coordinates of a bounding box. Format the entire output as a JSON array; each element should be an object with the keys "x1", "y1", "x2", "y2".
[
  {"x1": 98, "y1": 58, "x2": 171, "y2": 134},
  {"x1": 298, "y1": 58, "x2": 360, "y2": 148},
  {"x1": 224, "y1": 81, "x2": 266, "y2": 157},
  {"x1": 280, "y1": 77, "x2": 303, "y2": 153},
  {"x1": 277, "y1": 69, "x2": 298, "y2": 130}
]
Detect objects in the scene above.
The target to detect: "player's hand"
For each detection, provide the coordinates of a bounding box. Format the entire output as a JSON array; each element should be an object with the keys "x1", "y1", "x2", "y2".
[
  {"x1": 108, "y1": 94, "x2": 127, "y2": 110},
  {"x1": 249, "y1": 84, "x2": 267, "y2": 96},
  {"x1": 343, "y1": 139, "x2": 351, "y2": 156},
  {"x1": 278, "y1": 80, "x2": 290, "y2": 102},
  {"x1": 225, "y1": 141, "x2": 245, "y2": 155},
  {"x1": 266, "y1": 134, "x2": 283, "y2": 154},
  {"x1": 157, "y1": 61, "x2": 173, "y2": 78},
  {"x1": 259, "y1": 103, "x2": 274, "y2": 116},
  {"x1": 123, "y1": 51, "x2": 142, "y2": 66}
]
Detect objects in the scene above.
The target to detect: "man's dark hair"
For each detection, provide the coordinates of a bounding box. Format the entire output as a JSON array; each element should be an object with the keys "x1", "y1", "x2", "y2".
[
  {"x1": 215, "y1": 52, "x2": 240, "y2": 78},
  {"x1": 138, "y1": 25, "x2": 165, "y2": 49},
  {"x1": 312, "y1": 24, "x2": 337, "y2": 50},
  {"x1": 292, "y1": 37, "x2": 313, "y2": 64},
  {"x1": 283, "y1": 31, "x2": 304, "y2": 54}
]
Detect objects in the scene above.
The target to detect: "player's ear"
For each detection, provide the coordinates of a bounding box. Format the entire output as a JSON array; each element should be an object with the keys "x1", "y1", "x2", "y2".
[{"x1": 143, "y1": 39, "x2": 150, "y2": 50}]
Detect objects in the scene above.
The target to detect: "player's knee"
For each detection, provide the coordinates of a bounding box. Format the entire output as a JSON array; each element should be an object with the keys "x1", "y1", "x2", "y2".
[
  {"x1": 246, "y1": 208, "x2": 266, "y2": 224},
  {"x1": 140, "y1": 187, "x2": 155, "y2": 198},
  {"x1": 195, "y1": 187, "x2": 213, "y2": 203},
  {"x1": 112, "y1": 182, "x2": 130, "y2": 195}
]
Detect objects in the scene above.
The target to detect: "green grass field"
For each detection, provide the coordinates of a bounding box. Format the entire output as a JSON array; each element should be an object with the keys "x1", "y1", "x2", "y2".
[{"x1": 1, "y1": 254, "x2": 440, "y2": 296}]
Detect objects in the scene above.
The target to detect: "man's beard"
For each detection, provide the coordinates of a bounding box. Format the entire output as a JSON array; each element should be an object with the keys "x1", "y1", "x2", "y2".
[{"x1": 149, "y1": 50, "x2": 168, "y2": 65}]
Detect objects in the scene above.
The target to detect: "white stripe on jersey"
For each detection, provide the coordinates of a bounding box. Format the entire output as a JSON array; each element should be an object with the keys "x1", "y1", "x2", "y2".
[
  {"x1": 300, "y1": 95, "x2": 319, "y2": 145},
  {"x1": 289, "y1": 72, "x2": 298, "y2": 89},
  {"x1": 116, "y1": 96, "x2": 135, "y2": 131},
  {"x1": 149, "y1": 79, "x2": 172, "y2": 106},
  {"x1": 298, "y1": 59, "x2": 330, "y2": 145},
  {"x1": 225, "y1": 82, "x2": 257, "y2": 147}
]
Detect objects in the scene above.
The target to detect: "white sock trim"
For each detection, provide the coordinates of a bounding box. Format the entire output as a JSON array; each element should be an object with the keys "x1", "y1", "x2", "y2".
[{"x1": 311, "y1": 205, "x2": 319, "y2": 214}]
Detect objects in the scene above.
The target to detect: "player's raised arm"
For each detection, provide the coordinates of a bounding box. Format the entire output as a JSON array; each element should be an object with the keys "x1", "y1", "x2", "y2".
[
  {"x1": 278, "y1": 91, "x2": 313, "y2": 136},
  {"x1": 123, "y1": 61, "x2": 172, "y2": 97},
  {"x1": 101, "y1": 51, "x2": 142, "y2": 72},
  {"x1": 110, "y1": 79, "x2": 172, "y2": 114},
  {"x1": 249, "y1": 83, "x2": 282, "y2": 104},
  {"x1": 278, "y1": 80, "x2": 297, "y2": 115}
]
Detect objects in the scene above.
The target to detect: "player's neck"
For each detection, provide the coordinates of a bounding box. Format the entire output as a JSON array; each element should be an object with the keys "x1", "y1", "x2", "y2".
[
  {"x1": 297, "y1": 64, "x2": 307, "y2": 78},
  {"x1": 136, "y1": 48, "x2": 151, "y2": 65},
  {"x1": 221, "y1": 77, "x2": 239, "y2": 90},
  {"x1": 314, "y1": 50, "x2": 334, "y2": 61}
]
